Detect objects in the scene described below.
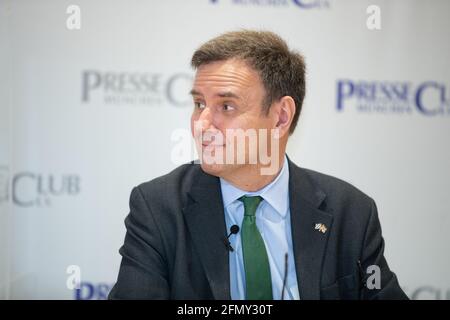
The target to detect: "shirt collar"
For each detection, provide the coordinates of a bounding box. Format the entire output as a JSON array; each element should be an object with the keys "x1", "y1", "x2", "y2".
[{"x1": 219, "y1": 155, "x2": 289, "y2": 218}]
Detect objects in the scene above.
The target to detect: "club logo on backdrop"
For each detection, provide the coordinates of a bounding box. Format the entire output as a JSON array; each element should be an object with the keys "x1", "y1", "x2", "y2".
[
  {"x1": 74, "y1": 282, "x2": 114, "y2": 300},
  {"x1": 405, "y1": 286, "x2": 450, "y2": 300},
  {"x1": 81, "y1": 70, "x2": 193, "y2": 107},
  {"x1": 10, "y1": 172, "x2": 81, "y2": 207},
  {"x1": 210, "y1": 0, "x2": 329, "y2": 9},
  {"x1": 336, "y1": 79, "x2": 450, "y2": 116}
]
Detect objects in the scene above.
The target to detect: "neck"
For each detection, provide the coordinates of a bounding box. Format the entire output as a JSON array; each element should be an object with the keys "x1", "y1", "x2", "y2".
[{"x1": 222, "y1": 153, "x2": 285, "y2": 192}]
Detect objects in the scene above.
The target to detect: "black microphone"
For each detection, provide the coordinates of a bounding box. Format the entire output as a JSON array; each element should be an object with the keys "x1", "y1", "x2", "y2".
[
  {"x1": 281, "y1": 253, "x2": 288, "y2": 300},
  {"x1": 222, "y1": 225, "x2": 240, "y2": 252}
]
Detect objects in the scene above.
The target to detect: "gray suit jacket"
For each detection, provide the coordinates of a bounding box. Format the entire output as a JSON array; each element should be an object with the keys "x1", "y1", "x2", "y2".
[{"x1": 109, "y1": 157, "x2": 408, "y2": 300}]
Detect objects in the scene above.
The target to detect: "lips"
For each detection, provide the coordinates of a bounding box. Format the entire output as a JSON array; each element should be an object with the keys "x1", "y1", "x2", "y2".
[{"x1": 201, "y1": 143, "x2": 225, "y2": 147}]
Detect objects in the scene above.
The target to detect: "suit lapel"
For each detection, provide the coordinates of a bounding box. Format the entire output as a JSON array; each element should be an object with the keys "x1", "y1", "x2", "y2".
[
  {"x1": 182, "y1": 168, "x2": 231, "y2": 300},
  {"x1": 182, "y1": 158, "x2": 333, "y2": 300},
  {"x1": 288, "y1": 158, "x2": 333, "y2": 300}
]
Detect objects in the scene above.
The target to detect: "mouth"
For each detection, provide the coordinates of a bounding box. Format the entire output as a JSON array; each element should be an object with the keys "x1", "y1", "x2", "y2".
[{"x1": 201, "y1": 143, "x2": 225, "y2": 148}]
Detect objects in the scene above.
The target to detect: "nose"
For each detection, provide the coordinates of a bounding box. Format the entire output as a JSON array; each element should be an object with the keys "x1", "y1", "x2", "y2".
[
  {"x1": 196, "y1": 106, "x2": 221, "y2": 136},
  {"x1": 198, "y1": 106, "x2": 213, "y2": 131}
]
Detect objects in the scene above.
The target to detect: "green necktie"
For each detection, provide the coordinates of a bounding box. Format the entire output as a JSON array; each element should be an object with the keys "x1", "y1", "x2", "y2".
[{"x1": 239, "y1": 195, "x2": 273, "y2": 300}]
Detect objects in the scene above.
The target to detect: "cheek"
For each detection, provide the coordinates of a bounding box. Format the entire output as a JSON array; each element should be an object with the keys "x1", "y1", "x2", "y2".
[
  {"x1": 190, "y1": 114, "x2": 198, "y2": 137},
  {"x1": 258, "y1": 113, "x2": 277, "y2": 130},
  {"x1": 225, "y1": 114, "x2": 250, "y2": 129},
  {"x1": 239, "y1": 115, "x2": 270, "y2": 131}
]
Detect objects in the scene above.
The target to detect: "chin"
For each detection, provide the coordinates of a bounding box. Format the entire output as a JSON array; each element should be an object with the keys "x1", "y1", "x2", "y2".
[
  {"x1": 199, "y1": 161, "x2": 227, "y2": 177},
  {"x1": 196, "y1": 145, "x2": 248, "y2": 177}
]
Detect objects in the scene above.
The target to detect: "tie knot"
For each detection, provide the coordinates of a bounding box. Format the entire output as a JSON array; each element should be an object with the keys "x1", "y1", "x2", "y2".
[{"x1": 239, "y1": 195, "x2": 263, "y2": 216}]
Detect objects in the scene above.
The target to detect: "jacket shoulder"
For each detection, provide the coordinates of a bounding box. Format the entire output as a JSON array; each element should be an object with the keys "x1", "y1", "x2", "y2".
[
  {"x1": 301, "y1": 167, "x2": 373, "y2": 204},
  {"x1": 135, "y1": 161, "x2": 201, "y2": 197},
  {"x1": 298, "y1": 167, "x2": 376, "y2": 226}
]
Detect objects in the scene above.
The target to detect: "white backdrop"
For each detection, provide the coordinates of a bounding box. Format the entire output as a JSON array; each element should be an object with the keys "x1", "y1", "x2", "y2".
[{"x1": 1, "y1": 0, "x2": 449, "y2": 299}]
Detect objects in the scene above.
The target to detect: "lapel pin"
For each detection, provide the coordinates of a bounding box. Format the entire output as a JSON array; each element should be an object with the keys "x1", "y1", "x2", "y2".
[{"x1": 314, "y1": 223, "x2": 327, "y2": 234}]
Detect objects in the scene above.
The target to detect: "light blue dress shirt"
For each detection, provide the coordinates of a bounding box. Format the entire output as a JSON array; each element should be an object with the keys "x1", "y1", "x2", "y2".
[{"x1": 219, "y1": 155, "x2": 300, "y2": 300}]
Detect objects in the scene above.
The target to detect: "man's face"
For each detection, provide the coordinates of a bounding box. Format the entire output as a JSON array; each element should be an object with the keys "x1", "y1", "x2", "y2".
[{"x1": 190, "y1": 58, "x2": 279, "y2": 178}]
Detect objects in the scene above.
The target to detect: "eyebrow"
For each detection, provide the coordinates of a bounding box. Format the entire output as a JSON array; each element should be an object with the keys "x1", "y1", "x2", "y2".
[{"x1": 189, "y1": 89, "x2": 241, "y2": 100}]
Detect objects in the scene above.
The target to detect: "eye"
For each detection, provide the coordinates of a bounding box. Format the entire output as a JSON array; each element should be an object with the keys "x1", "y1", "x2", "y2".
[
  {"x1": 194, "y1": 101, "x2": 206, "y2": 110},
  {"x1": 222, "y1": 104, "x2": 235, "y2": 111}
]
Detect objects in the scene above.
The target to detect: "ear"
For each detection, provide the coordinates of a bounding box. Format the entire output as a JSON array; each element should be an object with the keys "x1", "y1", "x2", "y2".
[{"x1": 274, "y1": 96, "x2": 296, "y2": 138}]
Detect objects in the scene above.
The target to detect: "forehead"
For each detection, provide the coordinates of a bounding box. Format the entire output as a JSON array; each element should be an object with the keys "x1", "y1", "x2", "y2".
[{"x1": 192, "y1": 59, "x2": 263, "y2": 96}]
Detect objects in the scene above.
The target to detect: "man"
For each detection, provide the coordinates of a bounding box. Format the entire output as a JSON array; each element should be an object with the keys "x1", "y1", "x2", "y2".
[{"x1": 109, "y1": 30, "x2": 408, "y2": 300}]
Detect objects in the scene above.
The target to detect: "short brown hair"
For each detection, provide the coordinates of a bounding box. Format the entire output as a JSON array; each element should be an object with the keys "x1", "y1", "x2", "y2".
[{"x1": 191, "y1": 30, "x2": 306, "y2": 134}]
